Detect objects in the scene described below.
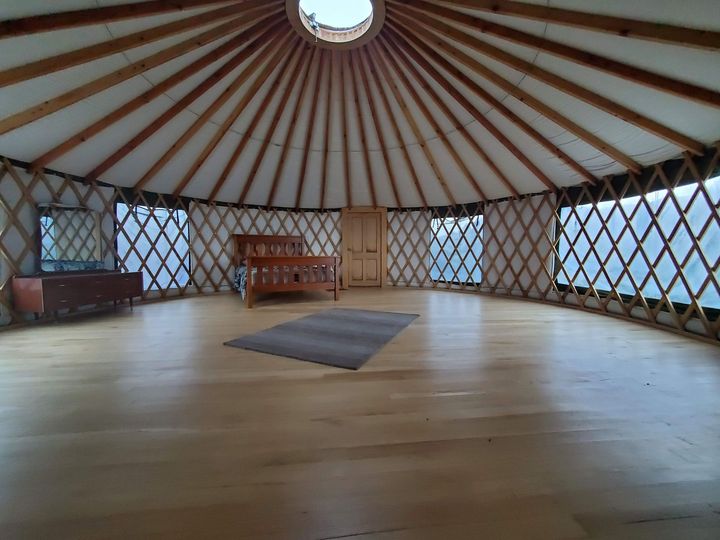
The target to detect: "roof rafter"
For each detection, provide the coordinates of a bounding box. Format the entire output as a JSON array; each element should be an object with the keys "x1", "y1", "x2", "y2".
[
  {"x1": 377, "y1": 35, "x2": 488, "y2": 201},
  {"x1": 0, "y1": 1, "x2": 274, "y2": 88},
  {"x1": 295, "y1": 50, "x2": 326, "y2": 209},
  {"x1": 0, "y1": 8, "x2": 283, "y2": 137},
  {"x1": 319, "y1": 52, "x2": 334, "y2": 209},
  {"x1": 265, "y1": 47, "x2": 320, "y2": 207},
  {"x1": 347, "y1": 51, "x2": 378, "y2": 207},
  {"x1": 435, "y1": 0, "x2": 720, "y2": 51},
  {"x1": 353, "y1": 48, "x2": 402, "y2": 207},
  {"x1": 370, "y1": 39, "x2": 458, "y2": 205},
  {"x1": 390, "y1": 16, "x2": 593, "y2": 188},
  {"x1": 385, "y1": 23, "x2": 558, "y2": 192},
  {"x1": 394, "y1": 0, "x2": 720, "y2": 109},
  {"x1": 382, "y1": 30, "x2": 519, "y2": 198},
  {"x1": 85, "y1": 19, "x2": 285, "y2": 182},
  {"x1": 388, "y1": 5, "x2": 705, "y2": 156},
  {"x1": 31, "y1": 15, "x2": 282, "y2": 171},
  {"x1": 0, "y1": 0, "x2": 238, "y2": 39},
  {"x1": 134, "y1": 29, "x2": 293, "y2": 192},
  {"x1": 339, "y1": 53, "x2": 353, "y2": 208},
  {"x1": 237, "y1": 43, "x2": 309, "y2": 205},
  {"x1": 170, "y1": 30, "x2": 291, "y2": 197},
  {"x1": 206, "y1": 36, "x2": 302, "y2": 202},
  {"x1": 358, "y1": 47, "x2": 428, "y2": 207},
  {"x1": 395, "y1": 13, "x2": 642, "y2": 174}
]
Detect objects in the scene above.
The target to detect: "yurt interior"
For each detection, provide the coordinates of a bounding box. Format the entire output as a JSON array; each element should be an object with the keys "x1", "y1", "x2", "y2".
[{"x1": 1, "y1": 0, "x2": 720, "y2": 538}]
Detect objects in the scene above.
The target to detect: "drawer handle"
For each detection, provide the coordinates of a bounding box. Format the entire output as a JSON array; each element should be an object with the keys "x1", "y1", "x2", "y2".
[{"x1": 57, "y1": 284, "x2": 66, "y2": 287}]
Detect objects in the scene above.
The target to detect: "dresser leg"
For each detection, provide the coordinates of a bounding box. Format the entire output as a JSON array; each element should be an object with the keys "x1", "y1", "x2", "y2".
[{"x1": 129, "y1": 297, "x2": 134, "y2": 311}]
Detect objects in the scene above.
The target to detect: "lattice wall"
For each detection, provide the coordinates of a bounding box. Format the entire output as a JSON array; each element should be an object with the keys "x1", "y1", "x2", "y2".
[
  {"x1": 2, "y1": 147, "x2": 719, "y2": 342},
  {"x1": 0, "y1": 158, "x2": 341, "y2": 325}
]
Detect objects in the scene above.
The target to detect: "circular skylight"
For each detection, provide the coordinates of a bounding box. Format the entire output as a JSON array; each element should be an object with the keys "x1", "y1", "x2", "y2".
[{"x1": 298, "y1": 0, "x2": 373, "y2": 29}]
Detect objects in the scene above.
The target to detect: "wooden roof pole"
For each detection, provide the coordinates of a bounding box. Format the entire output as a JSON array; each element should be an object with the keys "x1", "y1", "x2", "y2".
[
  {"x1": 385, "y1": 23, "x2": 558, "y2": 192},
  {"x1": 134, "y1": 29, "x2": 294, "y2": 192},
  {"x1": 393, "y1": 0, "x2": 720, "y2": 109},
  {"x1": 265, "y1": 47, "x2": 320, "y2": 207},
  {"x1": 339, "y1": 52, "x2": 353, "y2": 208},
  {"x1": 382, "y1": 30, "x2": 520, "y2": 198},
  {"x1": 85, "y1": 21, "x2": 286, "y2": 182},
  {"x1": 389, "y1": 20, "x2": 583, "y2": 189},
  {"x1": 170, "y1": 30, "x2": 292, "y2": 197},
  {"x1": 206, "y1": 37, "x2": 302, "y2": 202},
  {"x1": 371, "y1": 40, "x2": 458, "y2": 204},
  {"x1": 388, "y1": 5, "x2": 704, "y2": 156},
  {"x1": 376, "y1": 35, "x2": 487, "y2": 201},
  {"x1": 393, "y1": 14, "x2": 641, "y2": 174},
  {"x1": 0, "y1": 1, "x2": 275, "y2": 88},
  {"x1": 358, "y1": 47, "x2": 428, "y2": 207},
  {"x1": 433, "y1": 0, "x2": 720, "y2": 51},
  {"x1": 0, "y1": 10, "x2": 282, "y2": 136},
  {"x1": 294, "y1": 50, "x2": 327, "y2": 209},
  {"x1": 319, "y1": 53, "x2": 334, "y2": 209},
  {"x1": 353, "y1": 47, "x2": 402, "y2": 208},
  {"x1": 347, "y1": 51, "x2": 378, "y2": 207},
  {"x1": 236, "y1": 45, "x2": 310, "y2": 204},
  {"x1": 31, "y1": 15, "x2": 282, "y2": 171},
  {"x1": 0, "y1": 0, "x2": 238, "y2": 38}
]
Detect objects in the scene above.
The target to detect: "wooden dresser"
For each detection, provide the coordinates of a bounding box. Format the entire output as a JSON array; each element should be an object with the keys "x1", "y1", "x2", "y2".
[{"x1": 12, "y1": 271, "x2": 143, "y2": 317}]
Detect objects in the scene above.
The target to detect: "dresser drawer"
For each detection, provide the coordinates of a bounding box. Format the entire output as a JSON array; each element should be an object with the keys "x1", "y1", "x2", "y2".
[{"x1": 13, "y1": 272, "x2": 144, "y2": 314}]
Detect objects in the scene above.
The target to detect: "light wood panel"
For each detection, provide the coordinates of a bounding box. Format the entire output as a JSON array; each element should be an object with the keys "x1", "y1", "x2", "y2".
[{"x1": 1, "y1": 289, "x2": 719, "y2": 538}]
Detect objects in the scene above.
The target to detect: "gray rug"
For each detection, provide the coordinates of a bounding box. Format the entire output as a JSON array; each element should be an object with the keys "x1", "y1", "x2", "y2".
[{"x1": 224, "y1": 308, "x2": 419, "y2": 370}]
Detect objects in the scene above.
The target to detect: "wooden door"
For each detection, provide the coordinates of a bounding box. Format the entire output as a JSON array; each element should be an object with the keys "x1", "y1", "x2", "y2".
[{"x1": 341, "y1": 208, "x2": 387, "y2": 288}]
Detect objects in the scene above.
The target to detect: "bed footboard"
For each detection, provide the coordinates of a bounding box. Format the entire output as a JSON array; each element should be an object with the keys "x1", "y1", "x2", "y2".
[{"x1": 245, "y1": 256, "x2": 340, "y2": 308}]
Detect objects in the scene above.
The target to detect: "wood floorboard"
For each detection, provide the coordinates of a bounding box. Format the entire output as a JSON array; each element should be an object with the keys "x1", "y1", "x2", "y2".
[{"x1": 0, "y1": 289, "x2": 719, "y2": 539}]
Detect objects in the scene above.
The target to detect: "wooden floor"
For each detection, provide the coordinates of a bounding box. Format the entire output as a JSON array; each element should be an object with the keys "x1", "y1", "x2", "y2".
[{"x1": 0, "y1": 289, "x2": 719, "y2": 539}]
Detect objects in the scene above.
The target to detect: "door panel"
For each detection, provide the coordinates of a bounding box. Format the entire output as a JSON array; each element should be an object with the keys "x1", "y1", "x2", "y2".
[{"x1": 341, "y1": 208, "x2": 387, "y2": 288}]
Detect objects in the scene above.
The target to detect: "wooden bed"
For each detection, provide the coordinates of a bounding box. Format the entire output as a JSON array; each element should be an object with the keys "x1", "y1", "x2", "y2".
[{"x1": 232, "y1": 234, "x2": 340, "y2": 308}]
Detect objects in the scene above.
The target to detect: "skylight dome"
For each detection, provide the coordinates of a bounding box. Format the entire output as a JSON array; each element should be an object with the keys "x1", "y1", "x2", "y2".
[{"x1": 298, "y1": 0, "x2": 374, "y2": 44}]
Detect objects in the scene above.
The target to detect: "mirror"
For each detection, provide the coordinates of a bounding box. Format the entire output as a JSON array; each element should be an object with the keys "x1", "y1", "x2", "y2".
[{"x1": 38, "y1": 204, "x2": 106, "y2": 272}]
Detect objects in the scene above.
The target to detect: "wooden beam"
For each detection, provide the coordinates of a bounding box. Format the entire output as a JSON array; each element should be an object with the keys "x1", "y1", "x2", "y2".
[
  {"x1": 370, "y1": 40, "x2": 457, "y2": 204},
  {"x1": 31, "y1": 15, "x2": 282, "y2": 171},
  {"x1": 382, "y1": 30, "x2": 519, "y2": 198},
  {"x1": 434, "y1": 0, "x2": 720, "y2": 51},
  {"x1": 385, "y1": 23, "x2": 558, "y2": 192},
  {"x1": 170, "y1": 30, "x2": 290, "y2": 197},
  {"x1": 320, "y1": 53, "x2": 334, "y2": 209},
  {"x1": 0, "y1": 11, "x2": 281, "y2": 136},
  {"x1": 354, "y1": 47, "x2": 402, "y2": 208},
  {"x1": 265, "y1": 47, "x2": 319, "y2": 207},
  {"x1": 0, "y1": 1, "x2": 273, "y2": 88},
  {"x1": 85, "y1": 19, "x2": 285, "y2": 182},
  {"x1": 347, "y1": 51, "x2": 378, "y2": 207},
  {"x1": 206, "y1": 37, "x2": 301, "y2": 202},
  {"x1": 295, "y1": 50, "x2": 326, "y2": 209},
  {"x1": 392, "y1": 0, "x2": 720, "y2": 109},
  {"x1": 134, "y1": 29, "x2": 294, "y2": 192},
  {"x1": 0, "y1": 0, "x2": 237, "y2": 39},
  {"x1": 386, "y1": 5, "x2": 704, "y2": 156},
  {"x1": 357, "y1": 47, "x2": 428, "y2": 207},
  {"x1": 389, "y1": 19, "x2": 588, "y2": 188},
  {"x1": 236, "y1": 44, "x2": 309, "y2": 205},
  {"x1": 393, "y1": 16, "x2": 641, "y2": 174},
  {"x1": 377, "y1": 35, "x2": 488, "y2": 201},
  {"x1": 339, "y1": 52, "x2": 353, "y2": 208}
]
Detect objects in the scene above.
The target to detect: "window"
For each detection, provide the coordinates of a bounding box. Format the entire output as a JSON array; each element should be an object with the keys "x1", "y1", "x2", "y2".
[
  {"x1": 430, "y1": 214, "x2": 483, "y2": 284},
  {"x1": 115, "y1": 204, "x2": 191, "y2": 291},
  {"x1": 556, "y1": 176, "x2": 720, "y2": 310}
]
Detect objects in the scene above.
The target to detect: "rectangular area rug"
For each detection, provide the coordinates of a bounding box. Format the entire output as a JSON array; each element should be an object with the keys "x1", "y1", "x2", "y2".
[{"x1": 224, "y1": 308, "x2": 419, "y2": 370}]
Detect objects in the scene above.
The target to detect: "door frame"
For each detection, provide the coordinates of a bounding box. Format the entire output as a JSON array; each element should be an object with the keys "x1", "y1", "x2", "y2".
[{"x1": 340, "y1": 207, "x2": 388, "y2": 289}]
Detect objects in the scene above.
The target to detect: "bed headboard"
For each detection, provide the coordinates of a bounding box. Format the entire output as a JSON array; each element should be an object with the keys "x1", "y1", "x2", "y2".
[{"x1": 232, "y1": 234, "x2": 305, "y2": 266}]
